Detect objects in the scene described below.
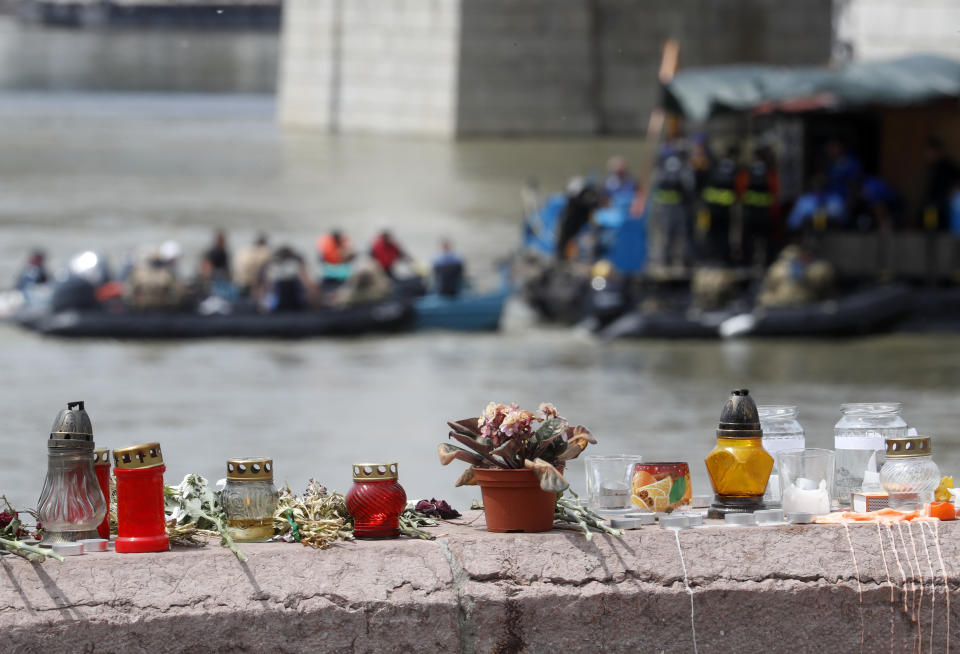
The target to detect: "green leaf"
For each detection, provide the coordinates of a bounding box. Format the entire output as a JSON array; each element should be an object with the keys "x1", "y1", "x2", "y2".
[
  {"x1": 534, "y1": 418, "x2": 567, "y2": 442},
  {"x1": 668, "y1": 476, "x2": 686, "y2": 505}
]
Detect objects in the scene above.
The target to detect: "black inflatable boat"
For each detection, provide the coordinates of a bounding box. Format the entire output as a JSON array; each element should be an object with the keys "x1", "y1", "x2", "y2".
[{"x1": 15, "y1": 299, "x2": 414, "y2": 339}]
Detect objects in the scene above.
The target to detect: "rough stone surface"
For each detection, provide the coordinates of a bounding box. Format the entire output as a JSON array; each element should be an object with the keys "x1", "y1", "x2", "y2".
[{"x1": 2, "y1": 513, "x2": 959, "y2": 653}]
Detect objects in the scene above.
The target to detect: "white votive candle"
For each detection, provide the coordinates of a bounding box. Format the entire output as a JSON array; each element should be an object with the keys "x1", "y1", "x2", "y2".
[{"x1": 782, "y1": 479, "x2": 830, "y2": 515}]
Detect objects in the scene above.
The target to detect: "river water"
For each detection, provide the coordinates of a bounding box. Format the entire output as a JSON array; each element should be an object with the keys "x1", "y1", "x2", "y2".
[{"x1": 1, "y1": 23, "x2": 958, "y2": 515}]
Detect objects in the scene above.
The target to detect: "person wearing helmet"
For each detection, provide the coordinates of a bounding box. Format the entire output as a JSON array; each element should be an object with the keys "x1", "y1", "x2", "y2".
[{"x1": 649, "y1": 144, "x2": 695, "y2": 269}]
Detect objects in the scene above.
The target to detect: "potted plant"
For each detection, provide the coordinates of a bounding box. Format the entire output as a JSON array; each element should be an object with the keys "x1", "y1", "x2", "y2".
[{"x1": 438, "y1": 402, "x2": 596, "y2": 532}]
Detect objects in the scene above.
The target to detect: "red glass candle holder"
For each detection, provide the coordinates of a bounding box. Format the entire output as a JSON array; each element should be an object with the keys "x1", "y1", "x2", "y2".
[
  {"x1": 112, "y1": 443, "x2": 169, "y2": 554},
  {"x1": 346, "y1": 462, "x2": 406, "y2": 539},
  {"x1": 93, "y1": 448, "x2": 111, "y2": 540}
]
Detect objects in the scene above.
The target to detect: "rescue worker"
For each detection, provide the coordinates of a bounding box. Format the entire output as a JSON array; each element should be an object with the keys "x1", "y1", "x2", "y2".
[
  {"x1": 604, "y1": 156, "x2": 637, "y2": 205},
  {"x1": 432, "y1": 239, "x2": 465, "y2": 297},
  {"x1": 556, "y1": 177, "x2": 601, "y2": 260},
  {"x1": 262, "y1": 246, "x2": 312, "y2": 312},
  {"x1": 15, "y1": 250, "x2": 49, "y2": 292},
  {"x1": 699, "y1": 145, "x2": 740, "y2": 265},
  {"x1": 921, "y1": 137, "x2": 959, "y2": 231},
  {"x1": 234, "y1": 233, "x2": 272, "y2": 297},
  {"x1": 200, "y1": 230, "x2": 231, "y2": 281},
  {"x1": 757, "y1": 245, "x2": 834, "y2": 308},
  {"x1": 740, "y1": 146, "x2": 779, "y2": 267},
  {"x1": 370, "y1": 230, "x2": 409, "y2": 280},
  {"x1": 315, "y1": 230, "x2": 355, "y2": 289},
  {"x1": 126, "y1": 248, "x2": 183, "y2": 311},
  {"x1": 648, "y1": 144, "x2": 695, "y2": 269},
  {"x1": 334, "y1": 257, "x2": 393, "y2": 307}
]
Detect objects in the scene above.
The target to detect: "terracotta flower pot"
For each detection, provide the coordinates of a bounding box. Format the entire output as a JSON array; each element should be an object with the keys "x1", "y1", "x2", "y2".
[{"x1": 473, "y1": 467, "x2": 557, "y2": 533}]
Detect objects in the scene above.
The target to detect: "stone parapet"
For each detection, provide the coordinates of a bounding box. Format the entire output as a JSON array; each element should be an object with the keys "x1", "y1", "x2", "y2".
[{"x1": 2, "y1": 512, "x2": 958, "y2": 652}]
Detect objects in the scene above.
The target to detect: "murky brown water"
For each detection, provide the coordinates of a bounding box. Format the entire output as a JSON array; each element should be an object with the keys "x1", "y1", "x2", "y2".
[{"x1": 0, "y1": 24, "x2": 958, "y2": 514}]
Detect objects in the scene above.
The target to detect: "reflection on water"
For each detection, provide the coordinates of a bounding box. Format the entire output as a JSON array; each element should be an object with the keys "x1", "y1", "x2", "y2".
[{"x1": 0, "y1": 17, "x2": 278, "y2": 92}]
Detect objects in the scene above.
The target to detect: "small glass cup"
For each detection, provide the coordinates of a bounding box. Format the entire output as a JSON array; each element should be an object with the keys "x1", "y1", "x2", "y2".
[
  {"x1": 584, "y1": 454, "x2": 643, "y2": 513},
  {"x1": 778, "y1": 448, "x2": 835, "y2": 516}
]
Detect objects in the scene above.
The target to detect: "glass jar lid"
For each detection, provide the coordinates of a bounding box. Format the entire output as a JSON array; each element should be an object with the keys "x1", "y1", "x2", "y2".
[
  {"x1": 93, "y1": 448, "x2": 111, "y2": 467},
  {"x1": 226, "y1": 457, "x2": 273, "y2": 482},
  {"x1": 352, "y1": 462, "x2": 398, "y2": 481},
  {"x1": 885, "y1": 436, "x2": 932, "y2": 458},
  {"x1": 113, "y1": 442, "x2": 164, "y2": 469},
  {"x1": 758, "y1": 405, "x2": 798, "y2": 420},
  {"x1": 841, "y1": 402, "x2": 902, "y2": 416}
]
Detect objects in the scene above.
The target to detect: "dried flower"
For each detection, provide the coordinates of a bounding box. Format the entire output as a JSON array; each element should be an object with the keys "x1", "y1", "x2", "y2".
[
  {"x1": 0, "y1": 511, "x2": 14, "y2": 529},
  {"x1": 415, "y1": 498, "x2": 461, "y2": 520}
]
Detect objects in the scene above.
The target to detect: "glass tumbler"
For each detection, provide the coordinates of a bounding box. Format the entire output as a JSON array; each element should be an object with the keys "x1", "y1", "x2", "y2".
[
  {"x1": 779, "y1": 448, "x2": 835, "y2": 516},
  {"x1": 584, "y1": 454, "x2": 643, "y2": 513}
]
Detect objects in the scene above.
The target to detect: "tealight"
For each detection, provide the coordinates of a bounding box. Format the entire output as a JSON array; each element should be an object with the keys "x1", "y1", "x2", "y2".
[
  {"x1": 79, "y1": 538, "x2": 108, "y2": 552},
  {"x1": 755, "y1": 509, "x2": 784, "y2": 525},
  {"x1": 660, "y1": 515, "x2": 690, "y2": 530},
  {"x1": 52, "y1": 542, "x2": 84, "y2": 556},
  {"x1": 724, "y1": 513, "x2": 757, "y2": 526}
]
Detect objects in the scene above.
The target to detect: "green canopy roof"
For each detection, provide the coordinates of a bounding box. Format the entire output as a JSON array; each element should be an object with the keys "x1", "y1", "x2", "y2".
[{"x1": 662, "y1": 55, "x2": 960, "y2": 122}]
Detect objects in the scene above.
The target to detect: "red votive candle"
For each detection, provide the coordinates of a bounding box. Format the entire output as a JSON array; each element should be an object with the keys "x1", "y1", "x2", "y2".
[
  {"x1": 346, "y1": 462, "x2": 406, "y2": 539},
  {"x1": 112, "y1": 442, "x2": 169, "y2": 554},
  {"x1": 93, "y1": 448, "x2": 111, "y2": 540}
]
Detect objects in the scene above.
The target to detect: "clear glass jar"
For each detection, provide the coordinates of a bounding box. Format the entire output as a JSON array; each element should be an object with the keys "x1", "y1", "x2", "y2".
[
  {"x1": 834, "y1": 403, "x2": 907, "y2": 507},
  {"x1": 880, "y1": 437, "x2": 940, "y2": 511},
  {"x1": 759, "y1": 405, "x2": 805, "y2": 507},
  {"x1": 221, "y1": 458, "x2": 279, "y2": 542},
  {"x1": 39, "y1": 401, "x2": 106, "y2": 544}
]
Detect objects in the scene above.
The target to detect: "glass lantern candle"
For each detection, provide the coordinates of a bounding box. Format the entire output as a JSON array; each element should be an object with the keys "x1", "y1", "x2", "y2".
[
  {"x1": 345, "y1": 462, "x2": 406, "y2": 539},
  {"x1": 779, "y1": 448, "x2": 835, "y2": 515},
  {"x1": 880, "y1": 437, "x2": 940, "y2": 511},
  {"x1": 834, "y1": 403, "x2": 907, "y2": 507},
  {"x1": 705, "y1": 389, "x2": 774, "y2": 519},
  {"x1": 221, "y1": 457, "x2": 279, "y2": 542},
  {"x1": 759, "y1": 405, "x2": 805, "y2": 507},
  {"x1": 585, "y1": 454, "x2": 643, "y2": 513},
  {"x1": 112, "y1": 442, "x2": 169, "y2": 553},
  {"x1": 93, "y1": 448, "x2": 112, "y2": 540},
  {"x1": 37, "y1": 401, "x2": 107, "y2": 544}
]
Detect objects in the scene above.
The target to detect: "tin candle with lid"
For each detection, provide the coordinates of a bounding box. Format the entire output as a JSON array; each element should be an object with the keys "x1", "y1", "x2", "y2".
[
  {"x1": 221, "y1": 457, "x2": 279, "y2": 543},
  {"x1": 345, "y1": 462, "x2": 406, "y2": 539},
  {"x1": 113, "y1": 442, "x2": 169, "y2": 554},
  {"x1": 880, "y1": 436, "x2": 940, "y2": 511}
]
